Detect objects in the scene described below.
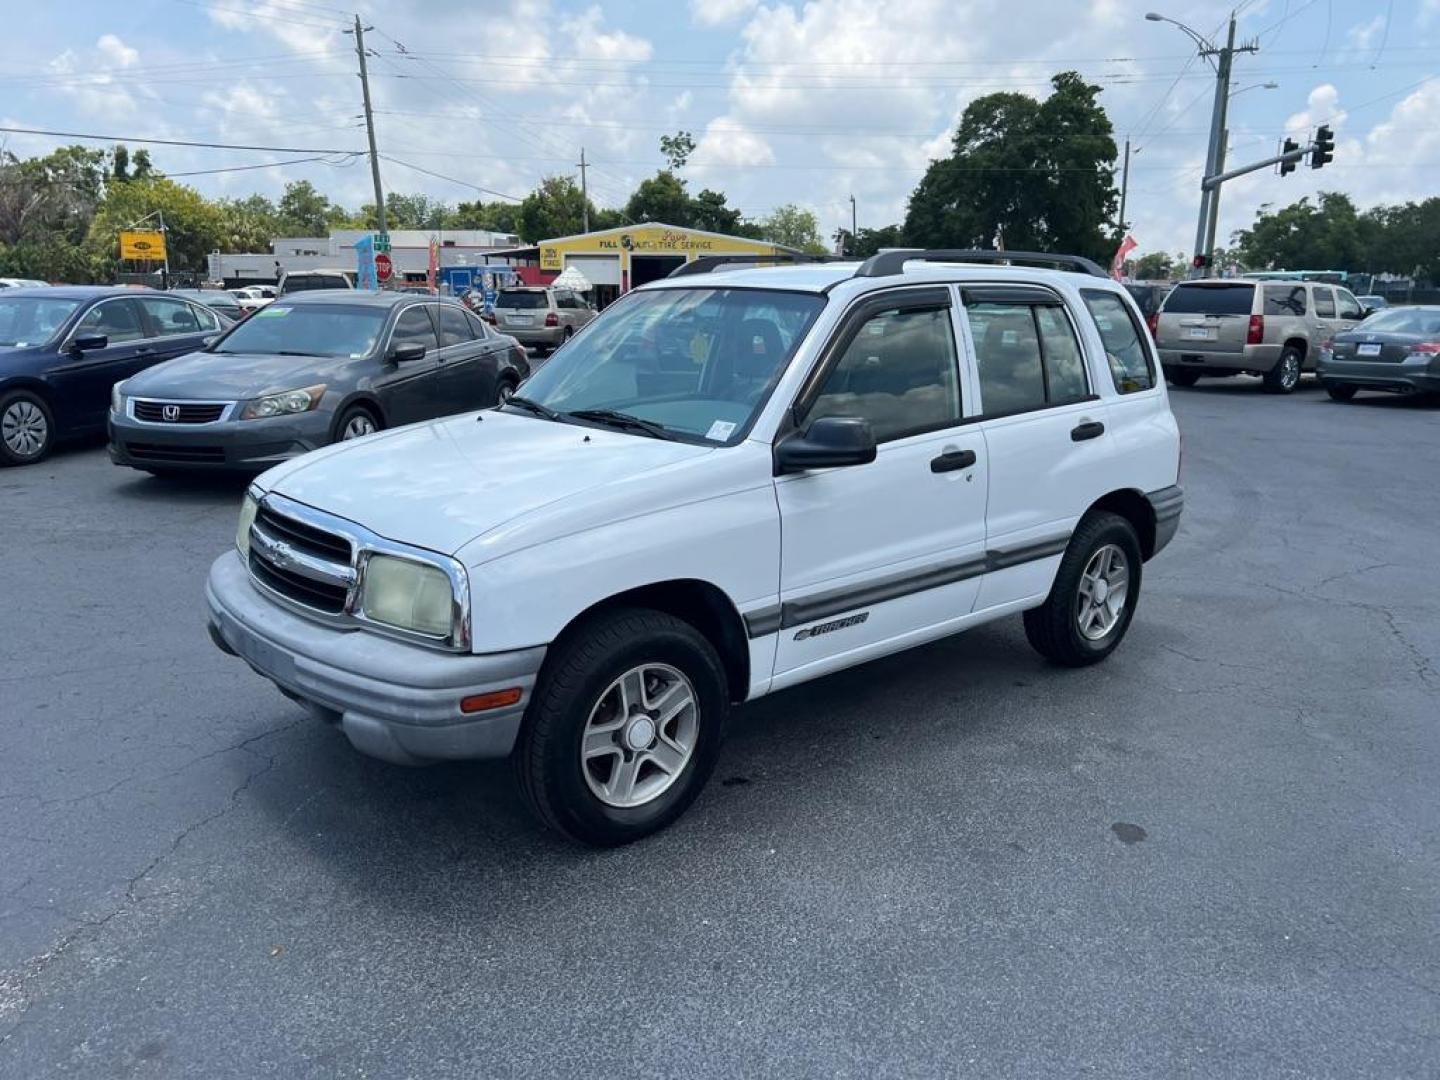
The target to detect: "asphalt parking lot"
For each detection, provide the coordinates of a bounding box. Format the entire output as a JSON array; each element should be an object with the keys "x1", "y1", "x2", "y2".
[{"x1": 2, "y1": 382, "x2": 1437, "y2": 1077}]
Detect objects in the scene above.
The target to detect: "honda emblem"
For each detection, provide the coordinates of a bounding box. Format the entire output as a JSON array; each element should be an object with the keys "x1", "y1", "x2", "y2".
[{"x1": 162, "y1": 404, "x2": 180, "y2": 421}]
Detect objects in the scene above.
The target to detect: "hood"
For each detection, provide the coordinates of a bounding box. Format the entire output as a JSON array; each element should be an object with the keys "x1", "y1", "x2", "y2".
[
  {"x1": 261, "y1": 410, "x2": 714, "y2": 556},
  {"x1": 122, "y1": 350, "x2": 358, "y2": 399}
]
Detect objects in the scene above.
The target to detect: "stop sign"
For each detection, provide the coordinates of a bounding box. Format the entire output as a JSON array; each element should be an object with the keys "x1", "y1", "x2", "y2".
[{"x1": 374, "y1": 252, "x2": 393, "y2": 282}]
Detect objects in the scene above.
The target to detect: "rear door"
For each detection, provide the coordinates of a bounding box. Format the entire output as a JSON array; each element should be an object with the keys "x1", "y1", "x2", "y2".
[
  {"x1": 434, "y1": 302, "x2": 502, "y2": 408},
  {"x1": 374, "y1": 304, "x2": 445, "y2": 424},
  {"x1": 964, "y1": 285, "x2": 1119, "y2": 611},
  {"x1": 50, "y1": 297, "x2": 151, "y2": 429},
  {"x1": 1158, "y1": 282, "x2": 1255, "y2": 361}
]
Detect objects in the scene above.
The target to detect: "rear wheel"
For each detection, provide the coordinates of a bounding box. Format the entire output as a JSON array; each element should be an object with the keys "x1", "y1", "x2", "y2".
[
  {"x1": 515, "y1": 609, "x2": 728, "y2": 846},
  {"x1": 1167, "y1": 368, "x2": 1201, "y2": 388},
  {"x1": 1024, "y1": 512, "x2": 1143, "y2": 667},
  {"x1": 1263, "y1": 346, "x2": 1303, "y2": 394},
  {"x1": 1326, "y1": 383, "x2": 1358, "y2": 402},
  {"x1": 0, "y1": 389, "x2": 55, "y2": 467}
]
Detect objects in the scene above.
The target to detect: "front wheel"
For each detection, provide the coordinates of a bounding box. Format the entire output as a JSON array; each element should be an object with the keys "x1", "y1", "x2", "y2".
[
  {"x1": 515, "y1": 609, "x2": 729, "y2": 846},
  {"x1": 1263, "y1": 347, "x2": 1303, "y2": 394},
  {"x1": 1024, "y1": 512, "x2": 1143, "y2": 667},
  {"x1": 334, "y1": 404, "x2": 380, "y2": 442},
  {"x1": 1326, "y1": 383, "x2": 1358, "y2": 402},
  {"x1": 1167, "y1": 368, "x2": 1201, "y2": 388},
  {"x1": 0, "y1": 389, "x2": 55, "y2": 467}
]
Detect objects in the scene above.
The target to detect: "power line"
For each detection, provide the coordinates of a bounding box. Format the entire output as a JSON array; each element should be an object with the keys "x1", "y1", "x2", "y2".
[
  {"x1": 165, "y1": 153, "x2": 358, "y2": 177},
  {"x1": 0, "y1": 125, "x2": 361, "y2": 154},
  {"x1": 379, "y1": 155, "x2": 522, "y2": 202}
]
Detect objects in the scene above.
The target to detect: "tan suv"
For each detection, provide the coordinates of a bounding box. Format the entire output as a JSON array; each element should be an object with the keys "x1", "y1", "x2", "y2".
[
  {"x1": 491, "y1": 286, "x2": 596, "y2": 355},
  {"x1": 1154, "y1": 279, "x2": 1368, "y2": 393}
]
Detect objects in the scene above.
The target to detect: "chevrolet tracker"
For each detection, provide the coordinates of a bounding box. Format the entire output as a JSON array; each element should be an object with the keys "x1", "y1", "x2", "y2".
[{"x1": 206, "y1": 250, "x2": 1184, "y2": 846}]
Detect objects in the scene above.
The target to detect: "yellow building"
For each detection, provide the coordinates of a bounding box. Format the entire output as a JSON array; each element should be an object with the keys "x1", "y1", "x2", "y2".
[{"x1": 495, "y1": 223, "x2": 802, "y2": 307}]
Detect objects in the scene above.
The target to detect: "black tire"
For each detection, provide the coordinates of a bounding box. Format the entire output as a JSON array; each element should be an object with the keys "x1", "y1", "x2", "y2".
[
  {"x1": 495, "y1": 376, "x2": 518, "y2": 406},
  {"x1": 1167, "y1": 368, "x2": 1201, "y2": 388},
  {"x1": 0, "y1": 389, "x2": 55, "y2": 467},
  {"x1": 333, "y1": 403, "x2": 381, "y2": 443},
  {"x1": 1326, "y1": 383, "x2": 1357, "y2": 402},
  {"x1": 1023, "y1": 511, "x2": 1144, "y2": 668},
  {"x1": 1263, "y1": 346, "x2": 1303, "y2": 394},
  {"x1": 515, "y1": 608, "x2": 729, "y2": 846}
]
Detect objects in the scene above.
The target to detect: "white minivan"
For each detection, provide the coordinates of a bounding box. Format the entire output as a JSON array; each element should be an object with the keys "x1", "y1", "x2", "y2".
[{"x1": 207, "y1": 250, "x2": 1183, "y2": 845}]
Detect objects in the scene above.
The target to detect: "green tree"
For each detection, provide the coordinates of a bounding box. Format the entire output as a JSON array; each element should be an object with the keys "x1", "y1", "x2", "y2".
[
  {"x1": 1131, "y1": 251, "x2": 1175, "y2": 280},
  {"x1": 691, "y1": 188, "x2": 744, "y2": 234},
  {"x1": 834, "y1": 224, "x2": 904, "y2": 257},
  {"x1": 624, "y1": 170, "x2": 694, "y2": 226},
  {"x1": 0, "y1": 145, "x2": 109, "y2": 280},
  {"x1": 518, "y1": 176, "x2": 595, "y2": 242},
  {"x1": 216, "y1": 194, "x2": 279, "y2": 252},
  {"x1": 1232, "y1": 192, "x2": 1363, "y2": 272},
  {"x1": 276, "y1": 180, "x2": 334, "y2": 235},
  {"x1": 660, "y1": 131, "x2": 696, "y2": 171},
  {"x1": 904, "y1": 71, "x2": 1118, "y2": 262},
  {"x1": 448, "y1": 199, "x2": 520, "y2": 234},
  {"x1": 88, "y1": 177, "x2": 226, "y2": 277},
  {"x1": 760, "y1": 204, "x2": 825, "y2": 254}
]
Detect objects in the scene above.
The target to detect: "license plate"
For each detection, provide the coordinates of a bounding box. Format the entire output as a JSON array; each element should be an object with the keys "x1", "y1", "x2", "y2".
[
  {"x1": 1357, "y1": 343, "x2": 1382, "y2": 356},
  {"x1": 1187, "y1": 327, "x2": 1214, "y2": 340},
  {"x1": 509, "y1": 315, "x2": 533, "y2": 326}
]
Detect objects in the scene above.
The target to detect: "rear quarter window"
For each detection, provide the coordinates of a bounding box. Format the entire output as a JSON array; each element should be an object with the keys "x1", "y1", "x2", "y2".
[
  {"x1": 1264, "y1": 285, "x2": 1308, "y2": 316},
  {"x1": 1082, "y1": 290, "x2": 1156, "y2": 394},
  {"x1": 1163, "y1": 284, "x2": 1255, "y2": 316}
]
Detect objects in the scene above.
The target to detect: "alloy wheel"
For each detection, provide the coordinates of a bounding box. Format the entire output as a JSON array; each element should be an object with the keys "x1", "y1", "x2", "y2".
[
  {"x1": 580, "y1": 662, "x2": 699, "y2": 808},
  {"x1": 1075, "y1": 543, "x2": 1130, "y2": 641},
  {"x1": 341, "y1": 413, "x2": 376, "y2": 440},
  {"x1": 1280, "y1": 353, "x2": 1300, "y2": 391},
  {"x1": 2, "y1": 400, "x2": 48, "y2": 459}
]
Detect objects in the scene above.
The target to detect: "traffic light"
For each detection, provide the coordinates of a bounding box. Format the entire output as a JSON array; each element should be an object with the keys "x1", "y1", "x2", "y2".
[
  {"x1": 1279, "y1": 137, "x2": 1300, "y2": 176},
  {"x1": 1193, "y1": 254, "x2": 1210, "y2": 269},
  {"x1": 1311, "y1": 125, "x2": 1335, "y2": 169}
]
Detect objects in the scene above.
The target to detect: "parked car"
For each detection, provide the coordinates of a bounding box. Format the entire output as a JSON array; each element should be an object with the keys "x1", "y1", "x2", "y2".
[
  {"x1": 109, "y1": 292, "x2": 529, "y2": 474},
  {"x1": 278, "y1": 269, "x2": 355, "y2": 295},
  {"x1": 1354, "y1": 294, "x2": 1388, "y2": 312},
  {"x1": 167, "y1": 288, "x2": 244, "y2": 324},
  {"x1": 1123, "y1": 281, "x2": 1171, "y2": 325},
  {"x1": 205, "y1": 250, "x2": 1183, "y2": 845},
  {"x1": 1317, "y1": 305, "x2": 1440, "y2": 401},
  {"x1": 0, "y1": 277, "x2": 49, "y2": 289},
  {"x1": 491, "y1": 286, "x2": 596, "y2": 354},
  {"x1": 1154, "y1": 278, "x2": 1368, "y2": 392},
  {"x1": 0, "y1": 287, "x2": 228, "y2": 466}
]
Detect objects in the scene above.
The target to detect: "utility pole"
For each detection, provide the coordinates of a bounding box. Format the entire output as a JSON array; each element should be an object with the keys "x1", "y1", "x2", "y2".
[
  {"x1": 849, "y1": 193, "x2": 857, "y2": 246},
  {"x1": 1194, "y1": 13, "x2": 1256, "y2": 275},
  {"x1": 348, "y1": 14, "x2": 387, "y2": 237},
  {"x1": 1117, "y1": 138, "x2": 1131, "y2": 234},
  {"x1": 578, "y1": 147, "x2": 589, "y2": 233}
]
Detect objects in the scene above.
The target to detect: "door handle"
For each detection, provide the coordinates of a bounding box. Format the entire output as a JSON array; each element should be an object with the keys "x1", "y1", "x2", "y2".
[
  {"x1": 930, "y1": 448, "x2": 977, "y2": 473},
  {"x1": 1071, "y1": 420, "x2": 1106, "y2": 442}
]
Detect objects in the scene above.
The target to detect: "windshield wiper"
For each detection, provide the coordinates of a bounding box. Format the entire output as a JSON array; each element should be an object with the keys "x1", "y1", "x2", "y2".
[
  {"x1": 503, "y1": 394, "x2": 564, "y2": 422},
  {"x1": 276, "y1": 349, "x2": 328, "y2": 357},
  {"x1": 567, "y1": 408, "x2": 679, "y2": 441}
]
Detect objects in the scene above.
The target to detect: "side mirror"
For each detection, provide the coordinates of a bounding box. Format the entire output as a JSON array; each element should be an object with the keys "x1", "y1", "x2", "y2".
[
  {"x1": 389, "y1": 342, "x2": 427, "y2": 362},
  {"x1": 202, "y1": 335, "x2": 218, "y2": 347},
  {"x1": 774, "y1": 416, "x2": 877, "y2": 474},
  {"x1": 71, "y1": 334, "x2": 108, "y2": 353},
  {"x1": 1360, "y1": 307, "x2": 1375, "y2": 320}
]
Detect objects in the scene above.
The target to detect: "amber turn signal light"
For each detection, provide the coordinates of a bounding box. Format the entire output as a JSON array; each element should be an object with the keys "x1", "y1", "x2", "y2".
[{"x1": 459, "y1": 688, "x2": 523, "y2": 714}]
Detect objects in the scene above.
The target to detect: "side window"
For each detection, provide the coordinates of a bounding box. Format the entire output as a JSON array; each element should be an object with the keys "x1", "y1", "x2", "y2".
[
  {"x1": 76, "y1": 299, "x2": 144, "y2": 344},
  {"x1": 1036, "y1": 306, "x2": 1088, "y2": 402},
  {"x1": 807, "y1": 305, "x2": 961, "y2": 443},
  {"x1": 390, "y1": 306, "x2": 439, "y2": 353},
  {"x1": 191, "y1": 303, "x2": 220, "y2": 332},
  {"x1": 1081, "y1": 290, "x2": 1155, "y2": 394},
  {"x1": 1336, "y1": 290, "x2": 1363, "y2": 320},
  {"x1": 1313, "y1": 287, "x2": 1336, "y2": 318},
  {"x1": 1264, "y1": 285, "x2": 1307, "y2": 316},
  {"x1": 140, "y1": 297, "x2": 204, "y2": 337},
  {"x1": 968, "y1": 303, "x2": 1045, "y2": 414},
  {"x1": 437, "y1": 305, "x2": 475, "y2": 347},
  {"x1": 465, "y1": 310, "x2": 493, "y2": 338}
]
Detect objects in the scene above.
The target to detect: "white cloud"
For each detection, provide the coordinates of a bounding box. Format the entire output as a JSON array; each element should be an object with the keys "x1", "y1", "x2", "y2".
[
  {"x1": 690, "y1": 0, "x2": 759, "y2": 27},
  {"x1": 96, "y1": 34, "x2": 139, "y2": 68},
  {"x1": 690, "y1": 118, "x2": 776, "y2": 171},
  {"x1": 1286, "y1": 84, "x2": 1344, "y2": 135},
  {"x1": 1346, "y1": 14, "x2": 1386, "y2": 51}
]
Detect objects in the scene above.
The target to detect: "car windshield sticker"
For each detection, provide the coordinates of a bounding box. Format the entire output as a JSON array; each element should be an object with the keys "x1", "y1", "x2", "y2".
[
  {"x1": 705, "y1": 420, "x2": 736, "y2": 442},
  {"x1": 256, "y1": 307, "x2": 291, "y2": 318}
]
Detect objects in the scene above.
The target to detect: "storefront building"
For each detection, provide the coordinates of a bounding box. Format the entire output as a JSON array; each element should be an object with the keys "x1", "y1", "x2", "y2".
[{"x1": 492, "y1": 224, "x2": 801, "y2": 309}]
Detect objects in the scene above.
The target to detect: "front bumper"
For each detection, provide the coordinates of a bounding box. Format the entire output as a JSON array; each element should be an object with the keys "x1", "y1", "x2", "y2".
[
  {"x1": 1317, "y1": 356, "x2": 1440, "y2": 395},
  {"x1": 206, "y1": 550, "x2": 546, "y2": 765},
  {"x1": 109, "y1": 408, "x2": 330, "y2": 471}
]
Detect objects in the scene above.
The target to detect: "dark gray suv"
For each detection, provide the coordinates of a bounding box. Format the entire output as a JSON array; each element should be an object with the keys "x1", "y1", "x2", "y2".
[{"x1": 108, "y1": 291, "x2": 528, "y2": 473}]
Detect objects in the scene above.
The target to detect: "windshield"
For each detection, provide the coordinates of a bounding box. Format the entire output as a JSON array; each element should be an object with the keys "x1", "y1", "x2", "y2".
[
  {"x1": 211, "y1": 303, "x2": 387, "y2": 357},
  {"x1": 498, "y1": 290, "x2": 548, "y2": 309},
  {"x1": 1358, "y1": 307, "x2": 1440, "y2": 335},
  {"x1": 1163, "y1": 284, "x2": 1255, "y2": 316},
  {"x1": 513, "y1": 287, "x2": 825, "y2": 444},
  {"x1": 0, "y1": 297, "x2": 82, "y2": 346}
]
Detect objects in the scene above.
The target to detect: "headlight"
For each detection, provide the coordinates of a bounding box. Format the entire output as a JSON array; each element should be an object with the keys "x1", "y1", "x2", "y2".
[
  {"x1": 236, "y1": 491, "x2": 259, "y2": 560},
  {"x1": 360, "y1": 554, "x2": 457, "y2": 639},
  {"x1": 111, "y1": 382, "x2": 125, "y2": 415},
  {"x1": 240, "y1": 384, "x2": 326, "y2": 421}
]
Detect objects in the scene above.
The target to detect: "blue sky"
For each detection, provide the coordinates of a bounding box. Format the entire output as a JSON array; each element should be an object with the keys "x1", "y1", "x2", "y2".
[{"x1": 3, "y1": 0, "x2": 1439, "y2": 258}]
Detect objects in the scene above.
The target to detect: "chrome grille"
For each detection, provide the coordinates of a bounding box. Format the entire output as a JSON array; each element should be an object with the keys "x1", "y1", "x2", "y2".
[
  {"x1": 248, "y1": 503, "x2": 355, "y2": 615},
  {"x1": 133, "y1": 400, "x2": 227, "y2": 423}
]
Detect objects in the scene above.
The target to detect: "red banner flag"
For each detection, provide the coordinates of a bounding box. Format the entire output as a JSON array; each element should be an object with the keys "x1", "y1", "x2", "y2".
[{"x1": 1111, "y1": 234, "x2": 1138, "y2": 280}]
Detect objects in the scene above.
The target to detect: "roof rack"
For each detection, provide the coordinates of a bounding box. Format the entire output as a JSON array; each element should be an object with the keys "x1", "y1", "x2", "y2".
[
  {"x1": 854, "y1": 249, "x2": 1109, "y2": 279},
  {"x1": 667, "y1": 253, "x2": 838, "y2": 279}
]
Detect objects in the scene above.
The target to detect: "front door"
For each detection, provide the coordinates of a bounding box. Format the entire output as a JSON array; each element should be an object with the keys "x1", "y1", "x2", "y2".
[
  {"x1": 772, "y1": 288, "x2": 988, "y2": 684},
  {"x1": 137, "y1": 296, "x2": 220, "y2": 365},
  {"x1": 50, "y1": 297, "x2": 151, "y2": 430},
  {"x1": 374, "y1": 304, "x2": 445, "y2": 425}
]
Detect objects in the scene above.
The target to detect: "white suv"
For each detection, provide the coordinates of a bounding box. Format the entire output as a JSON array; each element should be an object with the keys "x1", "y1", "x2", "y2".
[{"x1": 207, "y1": 250, "x2": 1183, "y2": 845}]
